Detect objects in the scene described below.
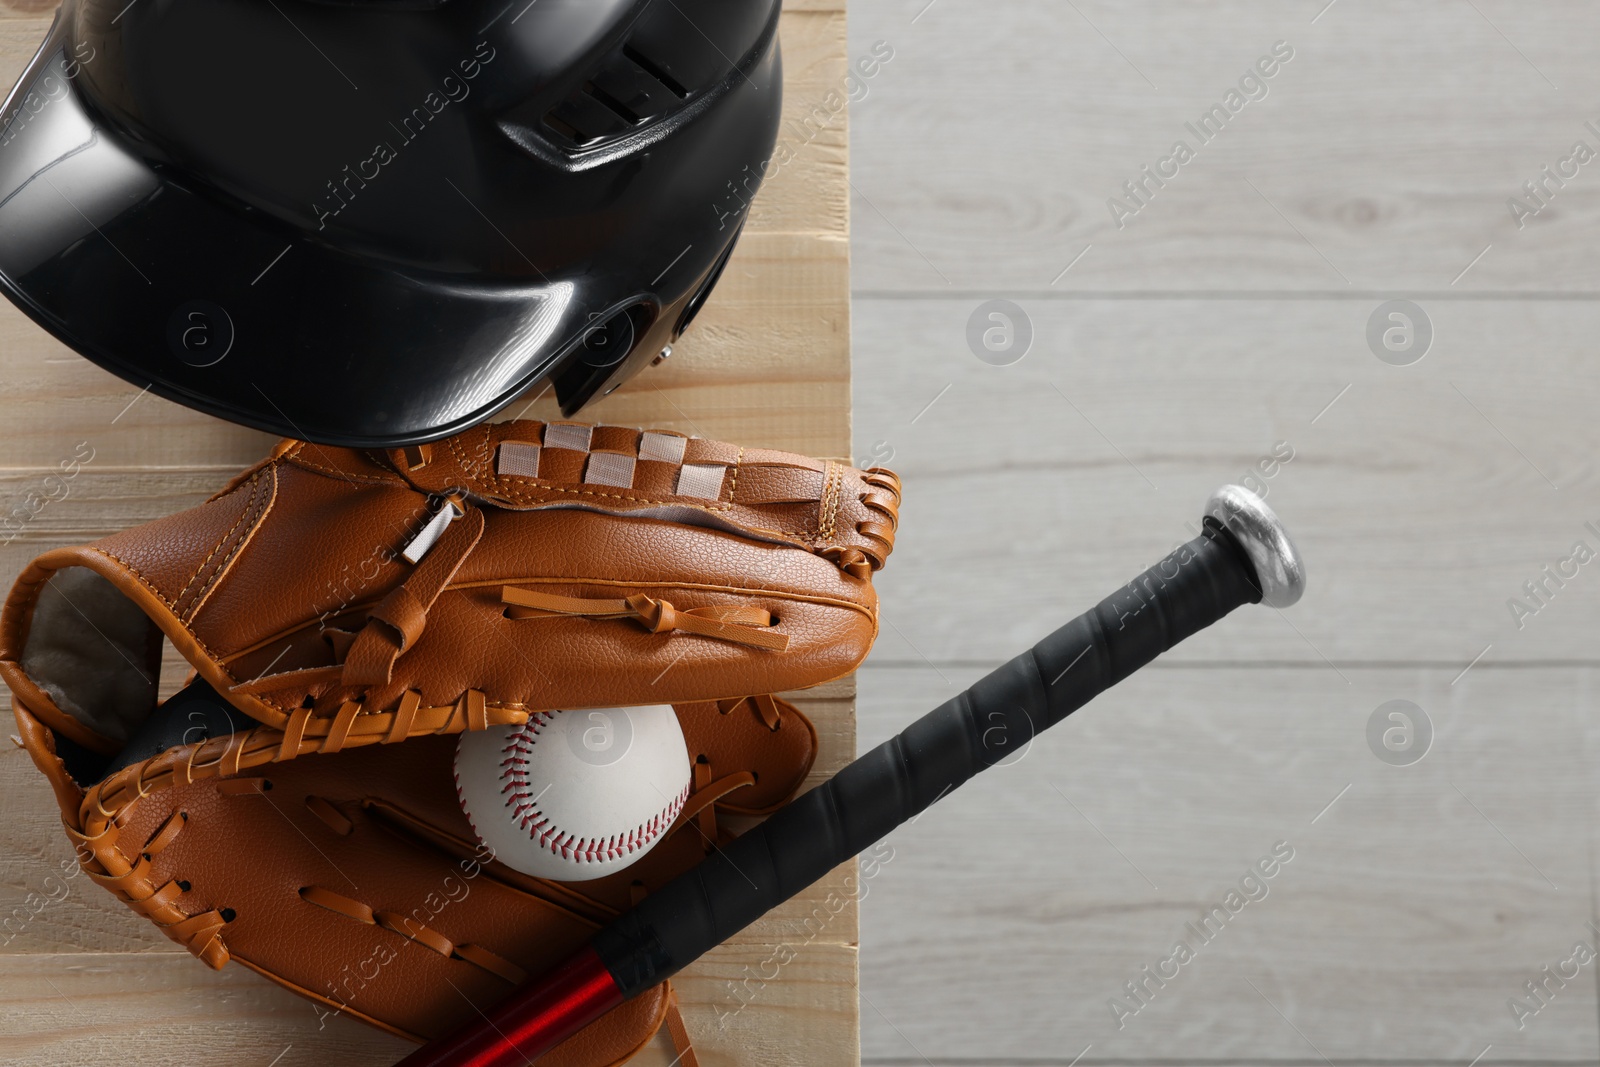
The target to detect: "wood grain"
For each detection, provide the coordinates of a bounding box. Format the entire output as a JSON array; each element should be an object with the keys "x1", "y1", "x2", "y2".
[
  {"x1": 852, "y1": 296, "x2": 1600, "y2": 668},
  {"x1": 856, "y1": 663, "x2": 1600, "y2": 1064},
  {"x1": 849, "y1": 0, "x2": 1600, "y2": 294},
  {"x1": 842, "y1": 3, "x2": 1600, "y2": 1065},
  {"x1": 0, "y1": 4, "x2": 859, "y2": 1067},
  {"x1": 0, "y1": 944, "x2": 857, "y2": 1067}
]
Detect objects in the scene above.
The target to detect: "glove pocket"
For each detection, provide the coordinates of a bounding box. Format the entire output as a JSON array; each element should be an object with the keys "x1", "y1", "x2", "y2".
[{"x1": 14, "y1": 700, "x2": 682, "y2": 1061}]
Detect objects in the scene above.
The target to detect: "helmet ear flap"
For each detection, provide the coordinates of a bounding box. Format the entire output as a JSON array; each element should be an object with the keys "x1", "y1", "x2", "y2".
[
  {"x1": 549, "y1": 216, "x2": 744, "y2": 414},
  {"x1": 675, "y1": 223, "x2": 742, "y2": 339},
  {"x1": 550, "y1": 303, "x2": 655, "y2": 414}
]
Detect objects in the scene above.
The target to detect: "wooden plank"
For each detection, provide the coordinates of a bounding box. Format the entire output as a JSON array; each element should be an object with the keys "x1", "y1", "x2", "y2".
[
  {"x1": 0, "y1": 943, "x2": 856, "y2": 1066},
  {"x1": 748, "y1": 9, "x2": 851, "y2": 240},
  {"x1": 0, "y1": 5, "x2": 44, "y2": 25},
  {"x1": 838, "y1": 10, "x2": 1600, "y2": 1059},
  {"x1": 0, "y1": 4, "x2": 859, "y2": 1066},
  {"x1": 651, "y1": 944, "x2": 859, "y2": 1067},
  {"x1": 0, "y1": 952, "x2": 414, "y2": 1067},
  {"x1": 852, "y1": 296, "x2": 1600, "y2": 667},
  {"x1": 856, "y1": 663, "x2": 1600, "y2": 1064},
  {"x1": 849, "y1": 1, "x2": 1600, "y2": 293}
]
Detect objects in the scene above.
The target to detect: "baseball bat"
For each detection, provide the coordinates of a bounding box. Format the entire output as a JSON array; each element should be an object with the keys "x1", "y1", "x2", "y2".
[{"x1": 398, "y1": 484, "x2": 1306, "y2": 1067}]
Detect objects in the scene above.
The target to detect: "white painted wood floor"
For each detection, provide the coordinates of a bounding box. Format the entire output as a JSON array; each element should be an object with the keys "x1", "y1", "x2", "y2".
[{"x1": 848, "y1": 2, "x2": 1600, "y2": 1065}]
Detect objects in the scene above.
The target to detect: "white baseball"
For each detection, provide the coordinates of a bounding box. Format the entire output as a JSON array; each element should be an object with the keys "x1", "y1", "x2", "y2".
[{"x1": 454, "y1": 705, "x2": 691, "y2": 882}]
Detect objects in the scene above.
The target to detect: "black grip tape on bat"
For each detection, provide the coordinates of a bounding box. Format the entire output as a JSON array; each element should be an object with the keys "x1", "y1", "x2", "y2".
[{"x1": 592, "y1": 519, "x2": 1261, "y2": 993}]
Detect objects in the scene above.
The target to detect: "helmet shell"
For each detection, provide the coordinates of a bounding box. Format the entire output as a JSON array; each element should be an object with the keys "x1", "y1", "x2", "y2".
[{"x1": 0, "y1": 0, "x2": 782, "y2": 445}]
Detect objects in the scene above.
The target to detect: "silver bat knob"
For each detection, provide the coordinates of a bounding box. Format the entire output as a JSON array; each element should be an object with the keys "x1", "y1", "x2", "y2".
[{"x1": 1205, "y1": 484, "x2": 1306, "y2": 609}]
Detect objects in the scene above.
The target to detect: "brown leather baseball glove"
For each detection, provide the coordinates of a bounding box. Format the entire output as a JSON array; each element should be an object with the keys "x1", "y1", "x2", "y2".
[{"x1": 2, "y1": 419, "x2": 900, "y2": 1065}]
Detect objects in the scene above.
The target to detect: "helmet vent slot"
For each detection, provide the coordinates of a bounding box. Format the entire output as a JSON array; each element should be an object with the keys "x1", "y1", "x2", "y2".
[
  {"x1": 543, "y1": 43, "x2": 692, "y2": 148},
  {"x1": 621, "y1": 43, "x2": 689, "y2": 98},
  {"x1": 586, "y1": 82, "x2": 644, "y2": 125}
]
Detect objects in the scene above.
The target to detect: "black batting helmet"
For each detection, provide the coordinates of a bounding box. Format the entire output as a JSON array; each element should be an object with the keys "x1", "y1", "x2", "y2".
[{"x1": 0, "y1": 0, "x2": 782, "y2": 445}]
